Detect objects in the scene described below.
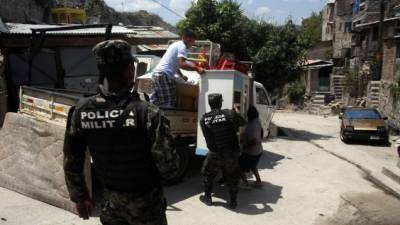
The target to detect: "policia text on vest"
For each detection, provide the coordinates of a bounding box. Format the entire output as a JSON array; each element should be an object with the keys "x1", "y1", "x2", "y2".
[{"x1": 80, "y1": 109, "x2": 137, "y2": 129}]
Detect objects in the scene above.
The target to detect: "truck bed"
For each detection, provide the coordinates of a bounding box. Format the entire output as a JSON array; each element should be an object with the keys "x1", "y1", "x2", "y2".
[{"x1": 19, "y1": 86, "x2": 198, "y2": 137}]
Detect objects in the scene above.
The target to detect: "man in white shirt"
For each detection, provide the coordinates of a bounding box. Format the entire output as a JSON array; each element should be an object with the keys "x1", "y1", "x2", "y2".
[{"x1": 151, "y1": 30, "x2": 205, "y2": 108}]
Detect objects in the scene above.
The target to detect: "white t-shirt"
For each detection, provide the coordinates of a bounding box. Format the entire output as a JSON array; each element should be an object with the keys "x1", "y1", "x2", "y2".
[{"x1": 153, "y1": 40, "x2": 188, "y2": 77}]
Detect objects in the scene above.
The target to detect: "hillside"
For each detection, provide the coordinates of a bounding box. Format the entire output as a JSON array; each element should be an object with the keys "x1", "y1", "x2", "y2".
[{"x1": 0, "y1": 0, "x2": 176, "y2": 32}]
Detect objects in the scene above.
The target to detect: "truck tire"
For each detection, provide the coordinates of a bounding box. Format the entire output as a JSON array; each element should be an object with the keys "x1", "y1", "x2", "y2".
[{"x1": 164, "y1": 146, "x2": 192, "y2": 185}]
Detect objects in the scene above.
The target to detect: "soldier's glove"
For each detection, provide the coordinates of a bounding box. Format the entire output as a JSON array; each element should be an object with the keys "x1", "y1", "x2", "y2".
[{"x1": 76, "y1": 200, "x2": 94, "y2": 220}]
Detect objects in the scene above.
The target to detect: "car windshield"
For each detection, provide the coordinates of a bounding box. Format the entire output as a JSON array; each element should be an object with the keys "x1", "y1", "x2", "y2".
[{"x1": 344, "y1": 110, "x2": 381, "y2": 119}]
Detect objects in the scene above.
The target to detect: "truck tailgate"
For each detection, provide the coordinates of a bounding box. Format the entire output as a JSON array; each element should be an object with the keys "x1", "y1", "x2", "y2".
[
  {"x1": 162, "y1": 110, "x2": 197, "y2": 138},
  {"x1": 19, "y1": 86, "x2": 83, "y2": 124}
]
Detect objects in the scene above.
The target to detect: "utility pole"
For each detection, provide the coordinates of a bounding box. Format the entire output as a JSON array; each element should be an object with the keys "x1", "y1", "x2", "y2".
[{"x1": 376, "y1": 0, "x2": 386, "y2": 80}]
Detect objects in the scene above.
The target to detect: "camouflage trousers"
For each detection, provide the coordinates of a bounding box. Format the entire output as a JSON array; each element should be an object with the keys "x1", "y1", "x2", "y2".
[
  {"x1": 201, "y1": 152, "x2": 240, "y2": 196},
  {"x1": 100, "y1": 187, "x2": 167, "y2": 225}
]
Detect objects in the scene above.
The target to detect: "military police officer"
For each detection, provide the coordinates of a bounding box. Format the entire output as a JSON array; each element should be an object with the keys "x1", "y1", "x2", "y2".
[
  {"x1": 199, "y1": 93, "x2": 246, "y2": 209},
  {"x1": 63, "y1": 40, "x2": 179, "y2": 225}
]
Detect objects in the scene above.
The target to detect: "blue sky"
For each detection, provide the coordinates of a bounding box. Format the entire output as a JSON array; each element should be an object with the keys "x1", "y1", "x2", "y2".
[{"x1": 104, "y1": 0, "x2": 328, "y2": 25}]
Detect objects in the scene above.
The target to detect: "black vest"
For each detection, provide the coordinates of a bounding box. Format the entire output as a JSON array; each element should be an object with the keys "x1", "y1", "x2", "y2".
[
  {"x1": 76, "y1": 93, "x2": 160, "y2": 193},
  {"x1": 202, "y1": 109, "x2": 239, "y2": 154}
]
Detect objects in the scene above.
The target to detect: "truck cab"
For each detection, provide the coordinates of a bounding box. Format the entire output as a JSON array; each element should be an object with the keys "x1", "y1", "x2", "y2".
[{"x1": 254, "y1": 81, "x2": 274, "y2": 138}]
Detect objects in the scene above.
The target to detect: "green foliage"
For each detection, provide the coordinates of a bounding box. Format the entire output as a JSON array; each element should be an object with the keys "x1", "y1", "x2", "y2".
[
  {"x1": 177, "y1": 0, "x2": 251, "y2": 59},
  {"x1": 287, "y1": 80, "x2": 306, "y2": 104},
  {"x1": 253, "y1": 21, "x2": 311, "y2": 91},
  {"x1": 300, "y1": 11, "x2": 323, "y2": 47},
  {"x1": 389, "y1": 76, "x2": 400, "y2": 102},
  {"x1": 343, "y1": 69, "x2": 364, "y2": 97}
]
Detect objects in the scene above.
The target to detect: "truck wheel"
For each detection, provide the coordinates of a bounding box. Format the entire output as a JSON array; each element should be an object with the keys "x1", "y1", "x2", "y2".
[{"x1": 164, "y1": 146, "x2": 192, "y2": 185}]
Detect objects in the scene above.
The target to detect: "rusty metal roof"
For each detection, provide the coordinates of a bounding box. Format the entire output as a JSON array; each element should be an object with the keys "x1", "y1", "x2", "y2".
[{"x1": 303, "y1": 59, "x2": 333, "y2": 69}]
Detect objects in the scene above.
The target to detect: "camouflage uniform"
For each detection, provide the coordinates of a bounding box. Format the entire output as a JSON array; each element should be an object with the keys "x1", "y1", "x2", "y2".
[
  {"x1": 63, "y1": 40, "x2": 179, "y2": 225},
  {"x1": 200, "y1": 96, "x2": 246, "y2": 208}
]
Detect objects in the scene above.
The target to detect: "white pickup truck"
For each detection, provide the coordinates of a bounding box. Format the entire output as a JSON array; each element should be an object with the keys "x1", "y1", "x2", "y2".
[{"x1": 18, "y1": 68, "x2": 274, "y2": 182}]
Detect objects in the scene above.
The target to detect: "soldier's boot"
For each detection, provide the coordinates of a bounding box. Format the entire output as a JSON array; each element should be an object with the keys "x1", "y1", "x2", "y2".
[
  {"x1": 200, "y1": 187, "x2": 213, "y2": 206},
  {"x1": 228, "y1": 191, "x2": 237, "y2": 209}
]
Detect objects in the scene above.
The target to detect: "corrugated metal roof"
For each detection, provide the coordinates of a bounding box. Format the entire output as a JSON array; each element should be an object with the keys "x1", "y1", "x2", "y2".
[
  {"x1": 0, "y1": 23, "x2": 179, "y2": 40},
  {"x1": 126, "y1": 26, "x2": 179, "y2": 39},
  {"x1": 1, "y1": 23, "x2": 135, "y2": 36}
]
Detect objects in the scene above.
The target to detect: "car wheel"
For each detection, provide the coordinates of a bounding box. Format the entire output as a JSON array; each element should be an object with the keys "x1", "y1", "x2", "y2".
[{"x1": 340, "y1": 129, "x2": 349, "y2": 143}]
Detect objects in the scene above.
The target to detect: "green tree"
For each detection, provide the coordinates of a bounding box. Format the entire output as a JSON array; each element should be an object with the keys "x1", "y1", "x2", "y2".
[
  {"x1": 300, "y1": 11, "x2": 322, "y2": 47},
  {"x1": 253, "y1": 21, "x2": 311, "y2": 91},
  {"x1": 177, "y1": 0, "x2": 311, "y2": 91},
  {"x1": 177, "y1": 0, "x2": 251, "y2": 59}
]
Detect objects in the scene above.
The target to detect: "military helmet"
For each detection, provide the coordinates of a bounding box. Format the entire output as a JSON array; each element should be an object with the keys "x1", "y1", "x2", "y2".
[
  {"x1": 208, "y1": 93, "x2": 223, "y2": 109},
  {"x1": 92, "y1": 40, "x2": 137, "y2": 66}
]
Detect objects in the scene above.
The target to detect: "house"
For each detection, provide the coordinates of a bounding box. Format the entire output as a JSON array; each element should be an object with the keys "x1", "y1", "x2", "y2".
[
  {"x1": 322, "y1": 1, "x2": 335, "y2": 42},
  {"x1": 332, "y1": 0, "x2": 353, "y2": 62},
  {"x1": 302, "y1": 59, "x2": 334, "y2": 96},
  {"x1": 0, "y1": 22, "x2": 178, "y2": 125}
]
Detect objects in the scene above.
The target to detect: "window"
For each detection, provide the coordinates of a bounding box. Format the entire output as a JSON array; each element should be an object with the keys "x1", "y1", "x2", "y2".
[
  {"x1": 345, "y1": 22, "x2": 352, "y2": 33},
  {"x1": 344, "y1": 109, "x2": 381, "y2": 119},
  {"x1": 234, "y1": 91, "x2": 241, "y2": 104},
  {"x1": 372, "y1": 27, "x2": 379, "y2": 41},
  {"x1": 256, "y1": 88, "x2": 270, "y2": 105}
]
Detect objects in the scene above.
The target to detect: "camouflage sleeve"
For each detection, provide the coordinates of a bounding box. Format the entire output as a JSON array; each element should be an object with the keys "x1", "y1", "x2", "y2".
[
  {"x1": 226, "y1": 109, "x2": 247, "y2": 131},
  {"x1": 63, "y1": 107, "x2": 90, "y2": 203},
  {"x1": 147, "y1": 104, "x2": 180, "y2": 180}
]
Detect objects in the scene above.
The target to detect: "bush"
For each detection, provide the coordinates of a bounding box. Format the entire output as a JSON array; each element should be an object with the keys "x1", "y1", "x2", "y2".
[{"x1": 287, "y1": 81, "x2": 306, "y2": 104}]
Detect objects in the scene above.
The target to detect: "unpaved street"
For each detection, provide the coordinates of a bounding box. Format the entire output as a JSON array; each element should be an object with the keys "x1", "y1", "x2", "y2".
[{"x1": 1, "y1": 112, "x2": 400, "y2": 225}]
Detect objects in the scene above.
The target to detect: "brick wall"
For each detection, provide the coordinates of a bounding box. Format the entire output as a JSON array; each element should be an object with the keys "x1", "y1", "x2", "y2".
[
  {"x1": 335, "y1": 0, "x2": 353, "y2": 16},
  {"x1": 382, "y1": 39, "x2": 398, "y2": 82}
]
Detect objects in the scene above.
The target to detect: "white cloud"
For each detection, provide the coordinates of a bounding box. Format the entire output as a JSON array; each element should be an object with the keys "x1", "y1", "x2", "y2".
[
  {"x1": 244, "y1": 0, "x2": 253, "y2": 5},
  {"x1": 169, "y1": 0, "x2": 195, "y2": 17},
  {"x1": 104, "y1": 0, "x2": 161, "y2": 12},
  {"x1": 255, "y1": 6, "x2": 271, "y2": 17}
]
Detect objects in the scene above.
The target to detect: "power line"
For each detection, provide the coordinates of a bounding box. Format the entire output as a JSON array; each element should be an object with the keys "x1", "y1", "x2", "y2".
[{"x1": 148, "y1": 0, "x2": 185, "y2": 18}]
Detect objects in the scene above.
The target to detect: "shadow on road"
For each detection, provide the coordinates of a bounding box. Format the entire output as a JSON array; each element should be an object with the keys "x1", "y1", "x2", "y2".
[
  {"x1": 164, "y1": 156, "x2": 205, "y2": 207},
  {"x1": 279, "y1": 127, "x2": 334, "y2": 141},
  {"x1": 212, "y1": 181, "x2": 283, "y2": 215},
  {"x1": 92, "y1": 153, "x2": 284, "y2": 216},
  {"x1": 258, "y1": 150, "x2": 285, "y2": 170},
  {"x1": 344, "y1": 140, "x2": 391, "y2": 148}
]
